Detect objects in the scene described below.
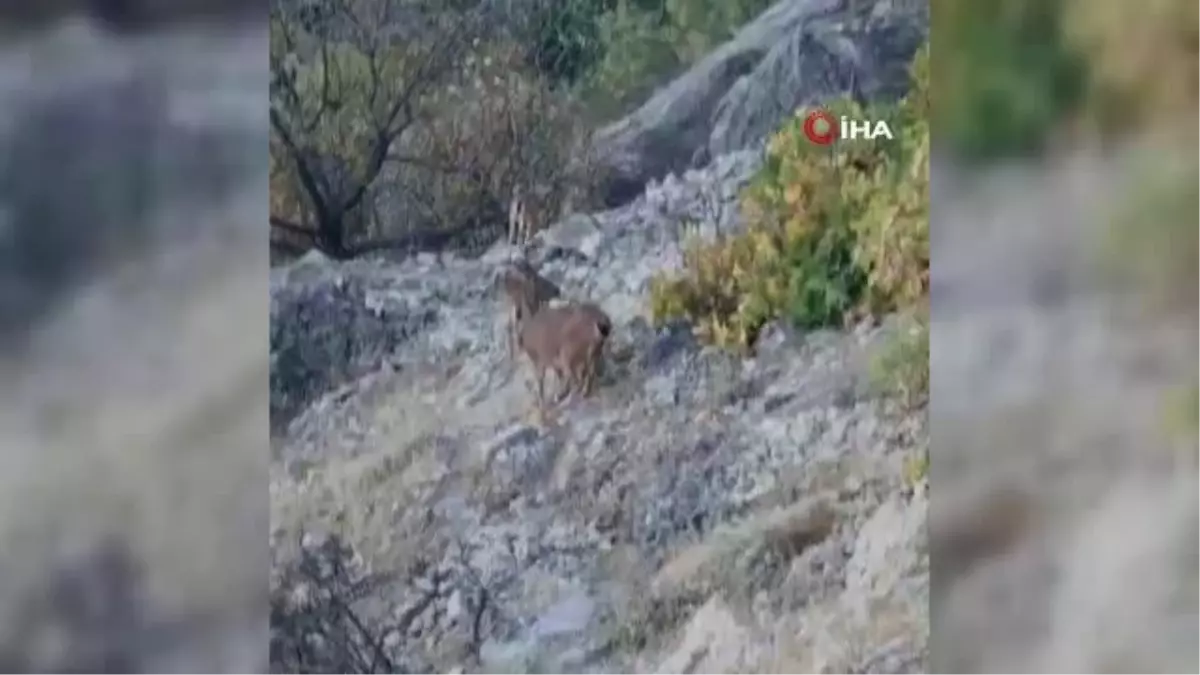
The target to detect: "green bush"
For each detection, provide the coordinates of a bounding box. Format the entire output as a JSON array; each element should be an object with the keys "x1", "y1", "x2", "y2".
[
  {"x1": 932, "y1": 0, "x2": 1196, "y2": 164},
  {"x1": 580, "y1": 0, "x2": 680, "y2": 118},
  {"x1": 522, "y1": 0, "x2": 612, "y2": 85},
  {"x1": 931, "y1": 0, "x2": 1088, "y2": 163},
  {"x1": 869, "y1": 310, "x2": 929, "y2": 410},
  {"x1": 650, "y1": 43, "x2": 930, "y2": 353}
]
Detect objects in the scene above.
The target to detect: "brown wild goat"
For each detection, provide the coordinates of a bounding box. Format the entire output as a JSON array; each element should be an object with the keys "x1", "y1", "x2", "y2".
[
  {"x1": 568, "y1": 302, "x2": 612, "y2": 396},
  {"x1": 498, "y1": 259, "x2": 561, "y2": 359},
  {"x1": 515, "y1": 302, "x2": 612, "y2": 409}
]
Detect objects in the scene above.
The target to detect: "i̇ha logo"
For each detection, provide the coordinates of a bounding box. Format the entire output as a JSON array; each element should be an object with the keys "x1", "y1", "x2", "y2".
[{"x1": 802, "y1": 108, "x2": 894, "y2": 145}]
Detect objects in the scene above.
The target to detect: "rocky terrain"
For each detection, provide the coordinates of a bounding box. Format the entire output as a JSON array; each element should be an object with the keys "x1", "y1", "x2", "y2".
[
  {"x1": 270, "y1": 147, "x2": 929, "y2": 672},
  {"x1": 270, "y1": 1, "x2": 931, "y2": 671}
]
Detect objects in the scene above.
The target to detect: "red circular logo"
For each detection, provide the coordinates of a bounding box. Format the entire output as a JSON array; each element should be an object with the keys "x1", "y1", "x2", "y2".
[{"x1": 803, "y1": 109, "x2": 838, "y2": 145}]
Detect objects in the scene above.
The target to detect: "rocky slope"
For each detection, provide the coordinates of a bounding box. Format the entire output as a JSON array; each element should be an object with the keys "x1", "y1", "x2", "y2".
[
  {"x1": 270, "y1": 136, "x2": 930, "y2": 672},
  {"x1": 268, "y1": 1, "x2": 933, "y2": 672}
]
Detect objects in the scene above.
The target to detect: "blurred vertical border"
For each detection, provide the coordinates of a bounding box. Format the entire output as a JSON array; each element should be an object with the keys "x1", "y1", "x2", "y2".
[
  {"x1": 930, "y1": 0, "x2": 1197, "y2": 672},
  {"x1": 0, "y1": 4, "x2": 269, "y2": 672}
]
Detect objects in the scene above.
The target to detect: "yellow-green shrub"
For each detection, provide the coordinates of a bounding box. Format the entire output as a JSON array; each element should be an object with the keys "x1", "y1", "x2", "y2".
[
  {"x1": 869, "y1": 308, "x2": 930, "y2": 410},
  {"x1": 1061, "y1": 0, "x2": 1198, "y2": 140},
  {"x1": 650, "y1": 42, "x2": 930, "y2": 352},
  {"x1": 853, "y1": 44, "x2": 929, "y2": 313}
]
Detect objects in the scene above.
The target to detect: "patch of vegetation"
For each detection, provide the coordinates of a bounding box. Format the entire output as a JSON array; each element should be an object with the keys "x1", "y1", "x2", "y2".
[
  {"x1": 579, "y1": 0, "x2": 775, "y2": 119},
  {"x1": 499, "y1": 0, "x2": 775, "y2": 120},
  {"x1": 932, "y1": 0, "x2": 1197, "y2": 163},
  {"x1": 579, "y1": 0, "x2": 680, "y2": 118},
  {"x1": 606, "y1": 590, "x2": 703, "y2": 657},
  {"x1": 649, "y1": 43, "x2": 929, "y2": 355},
  {"x1": 271, "y1": 535, "x2": 408, "y2": 674},
  {"x1": 931, "y1": 0, "x2": 1088, "y2": 163},
  {"x1": 269, "y1": 0, "x2": 601, "y2": 261},
  {"x1": 903, "y1": 447, "x2": 930, "y2": 489},
  {"x1": 519, "y1": 0, "x2": 614, "y2": 85},
  {"x1": 869, "y1": 311, "x2": 929, "y2": 411}
]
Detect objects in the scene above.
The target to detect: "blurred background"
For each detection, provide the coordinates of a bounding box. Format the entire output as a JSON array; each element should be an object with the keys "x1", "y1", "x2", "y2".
[
  {"x1": 929, "y1": 0, "x2": 1197, "y2": 671},
  {"x1": 0, "y1": 4, "x2": 268, "y2": 672}
]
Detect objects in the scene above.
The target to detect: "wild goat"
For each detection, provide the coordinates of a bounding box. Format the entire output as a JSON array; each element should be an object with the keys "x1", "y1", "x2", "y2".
[
  {"x1": 568, "y1": 302, "x2": 612, "y2": 397},
  {"x1": 497, "y1": 259, "x2": 561, "y2": 359},
  {"x1": 515, "y1": 302, "x2": 613, "y2": 409}
]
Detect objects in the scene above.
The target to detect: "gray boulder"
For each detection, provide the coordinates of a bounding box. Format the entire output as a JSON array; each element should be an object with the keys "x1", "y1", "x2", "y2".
[
  {"x1": 591, "y1": 0, "x2": 926, "y2": 206},
  {"x1": 269, "y1": 254, "x2": 438, "y2": 433}
]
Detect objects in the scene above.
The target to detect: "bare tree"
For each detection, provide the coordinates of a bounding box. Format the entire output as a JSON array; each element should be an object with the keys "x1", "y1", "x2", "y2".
[{"x1": 269, "y1": 0, "x2": 482, "y2": 259}]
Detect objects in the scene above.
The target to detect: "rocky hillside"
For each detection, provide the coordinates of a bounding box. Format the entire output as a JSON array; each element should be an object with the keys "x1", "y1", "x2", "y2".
[{"x1": 269, "y1": 0, "x2": 930, "y2": 672}]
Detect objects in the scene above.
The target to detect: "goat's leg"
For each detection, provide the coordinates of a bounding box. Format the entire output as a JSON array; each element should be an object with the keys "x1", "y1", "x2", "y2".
[
  {"x1": 580, "y1": 354, "x2": 595, "y2": 397},
  {"x1": 507, "y1": 315, "x2": 517, "y2": 361},
  {"x1": 549, "y1": 364, "x2": 573, "y2": 406},
  {"x1": 533, "y1": 365, "x2": 547, "y2": 410},
  {"x1": 579, "y1": 348, "x2": 601, "y2": 397}
]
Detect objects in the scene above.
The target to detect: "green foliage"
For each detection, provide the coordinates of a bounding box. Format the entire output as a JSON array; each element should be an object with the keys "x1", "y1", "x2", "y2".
[
  {"x1": 662, "y1": 0, "x2": 774, "y2": 64},
  {"x1": 581, "y1": 0, "x2": 680, "y2": 118},
  {"x1": 579, "y1": 0, "x2": 773, "y2": 118},
  {"x1": 853, "y1": 44, "x2": 929, "y2": 313},
  {"x1": 869, "y1": 311, "x2": 930, "y2": 410},
  {"x1": 903, "y1": 446, "x2": 930, "y2": 488},
  {"x1": 523, "y1": 0, "x2": 612, "y2": 84},
  {"x1": 650, "y1": 43, "x2": 930, "y2": 355},
  {"x1": 931, "y1": 0, "x2": 1088, "y2": 163},
  {"x1": 269, "y1": 13, "x2": 431, "y2": 248},
  {"x1": 277, "y1": 38, "x2": 418, "y2": 185},
  {"x1": 932, "y1": 0, "x2": 1197, "y2": 163}
]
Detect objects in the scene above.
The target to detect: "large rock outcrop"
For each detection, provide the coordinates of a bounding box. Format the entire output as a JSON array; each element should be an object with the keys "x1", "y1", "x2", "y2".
[{"x1": 591, "y1": 0, "x2": 926, "y2": 206}]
